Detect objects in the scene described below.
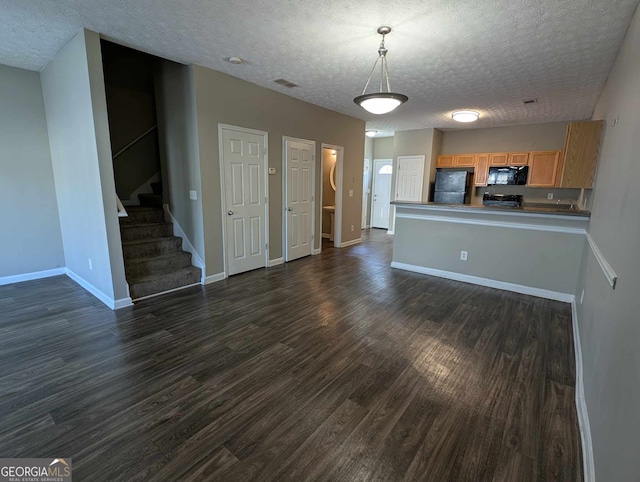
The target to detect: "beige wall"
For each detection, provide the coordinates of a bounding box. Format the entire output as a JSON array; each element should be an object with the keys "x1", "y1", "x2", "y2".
[
  {"x1": 41, "y1": 29, "x2": 128, "y2": 302},
  {"x1": 191, "y1": 65, "x2": 365, "y2": 275},
  {"x1": 440, "y1": 121, "x2": 571, "y2": 154},
  {"x1": 321, "y1": 148, "x2": 336, "y2": 235},
  {"x1": 372, "y1": 136, "x2": 394, "y2": 159},
  {"x1": 574, "y1": 5, "x2": 640, "y2": 480},
  {"x1": 0, "y1": 64, "x2": 65, "y2": 278}
]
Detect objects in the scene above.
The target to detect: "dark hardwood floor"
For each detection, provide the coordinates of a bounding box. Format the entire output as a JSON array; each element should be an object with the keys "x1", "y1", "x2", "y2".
[{"x1": 0, "y1": 229, "x2": 582, "y2": 481}]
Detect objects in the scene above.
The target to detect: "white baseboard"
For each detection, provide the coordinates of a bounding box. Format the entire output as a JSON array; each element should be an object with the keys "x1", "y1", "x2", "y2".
[
  {"x1": 0, "y1": 267, "x2": 66, "y2": 286},
  {"x1": 339, "y1": 238, "x2": 362, "y2": 248},
  {"x1": 390, "y1": 261, "x2": 575, "y2": 303},
  {"x1": 321, "y1": 233, "x2": 331, "y2": 239},
  {"x1": 164, "y1": 205, "x2": 205, "y2": 283},
  {"x1": 387, "y1": 230, "x2": 394, "y2": 235},
  {"x1": 204, "y1": 272, "x2": 226, "y2": 284},
  {"x1": 268, "y1": 258, "x2": 284, "y2": 267},
  {"x1": 571, "y1": 301, "x2": 595, "y2": 482},
  {"x1": 313, "y1": 248, "x2": 321, "y2": 255},
  {"x1": 65, "y1": 268, "x2": 132, "y2": 310}
]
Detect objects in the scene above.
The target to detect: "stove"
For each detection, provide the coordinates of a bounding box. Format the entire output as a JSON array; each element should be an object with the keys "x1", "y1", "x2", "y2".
[{"x1": 482, "y1": 193, "x2": 523, "y2": 208}]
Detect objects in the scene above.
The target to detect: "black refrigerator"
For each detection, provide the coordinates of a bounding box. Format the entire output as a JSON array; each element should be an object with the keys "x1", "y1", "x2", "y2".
[{"x1": 433, "y1": 170, "x2": 471, "y2": 204}]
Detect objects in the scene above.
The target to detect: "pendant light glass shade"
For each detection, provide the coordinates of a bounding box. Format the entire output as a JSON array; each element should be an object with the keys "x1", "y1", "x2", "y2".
[{"x1": 354, "y1": 27, "x2": 408, "y2": 115}]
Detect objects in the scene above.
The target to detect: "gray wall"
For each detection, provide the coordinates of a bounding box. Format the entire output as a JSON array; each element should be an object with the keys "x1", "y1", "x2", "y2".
[
  {"x1": 41, "y1": 29, "x2": 128, "y2": 302},
  {"x1": 191, "y1": 65, "x2": 365, "y2": 275},
  {"x1": 0, "y1": 64, "x2": 65, "y2": 277},
  {"x1": 575, "y1": 5, "x2": 640, "y2": 480},
  {"x1": 155, "y1": 61, "x2": 206, "y2": 266},
  {"x1": 440, "y1": 121, "x2": 571, "y2": 154},
  {"x1": 373, "y1": 137, "x2": 394, "y2": 159},
  {"x1": 393, "y1": 207, "x2": 586, "y2": 295}
]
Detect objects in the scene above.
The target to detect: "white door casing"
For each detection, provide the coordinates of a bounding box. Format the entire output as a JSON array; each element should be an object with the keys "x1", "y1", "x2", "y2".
[
  {"x1": 362, "y1": 158, "x2": 371, "y2": 229},
  {"x1": 371, "y1": 159, "x2": 393, "y2": 229},
  {"x1": 284, "y1": 137, "x2": 315, "y2": 262},
  {"x1": 395, "y1": 155, "x2": 425, "y2": 202},
  {"x1": 220, "y1": 125, "x2": 268, "y2": 276}
]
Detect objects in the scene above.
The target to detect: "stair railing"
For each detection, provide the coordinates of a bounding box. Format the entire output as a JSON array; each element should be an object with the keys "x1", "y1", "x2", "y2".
[{"x1": 112, "y1": 125, "x2": 157, "y2": 160}]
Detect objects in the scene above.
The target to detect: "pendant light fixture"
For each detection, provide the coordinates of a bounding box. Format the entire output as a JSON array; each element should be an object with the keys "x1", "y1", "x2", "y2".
[{"x1": 354, "y1": 26, "x2": 408, "y2": 115}]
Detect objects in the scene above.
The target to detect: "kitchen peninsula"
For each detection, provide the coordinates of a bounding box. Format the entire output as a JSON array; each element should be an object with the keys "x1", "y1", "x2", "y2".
[{"x1": 390, "y1": 201, "x2": 590, "y2": 301}]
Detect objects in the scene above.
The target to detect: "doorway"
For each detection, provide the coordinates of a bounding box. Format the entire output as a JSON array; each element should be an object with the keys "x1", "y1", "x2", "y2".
[
  {"x1": 283, "y1": 137, "x2": 315, "y2": 262},
  {"x1": 219, "y1": 124, "x2": 269, "y2": 276},
  {"x1": 320, "y1": 144, "x2": 344, "y2": 249},
  {"x1": 362, "y1": 158, "x2": 371, "y2": 229},
  {"x1": 371, "y1": 159, "x2": 393, "y2": 229}
]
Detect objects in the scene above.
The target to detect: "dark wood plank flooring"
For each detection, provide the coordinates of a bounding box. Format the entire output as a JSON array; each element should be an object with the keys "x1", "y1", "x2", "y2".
[{"x1": 0, "y1": 229, "x2": 582, "y2": 481}]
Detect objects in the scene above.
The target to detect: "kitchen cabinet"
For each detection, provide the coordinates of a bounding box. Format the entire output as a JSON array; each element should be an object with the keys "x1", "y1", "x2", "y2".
[
  {"x1": 474, "y1": 154, "x2": 490, "y2": 186},
  {"x1": 454, "y1": 154, "x2": 476, "y2": 167},
  {"x1": 489, "y1": 153, "x2": 509, "y2": 166},
  {"x1": 509, "y1": 152, "x2": 529, "y2": 166},
  {"x1": 557, "y1": 120, "x2": 604, "y2": 188},
  {"x1": 528, "y1": 151, "x2": 561, "y2": 187},
  {"x1": 436, "y1": 155, "x2": 454, "y2": 168}
]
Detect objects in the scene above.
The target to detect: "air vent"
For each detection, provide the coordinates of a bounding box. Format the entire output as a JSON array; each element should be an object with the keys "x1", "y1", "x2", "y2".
[
  {"x1": 273, "y1": 78, "x2": 299, "y2": 88},
  {"x1": 523, "y1": 98, "x2": 538, "y2": 105}
]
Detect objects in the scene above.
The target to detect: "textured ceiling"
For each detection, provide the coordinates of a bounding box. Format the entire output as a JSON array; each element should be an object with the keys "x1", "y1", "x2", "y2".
[{"x1": 1, "y1": 0, "x2": 639, "y2": 133}]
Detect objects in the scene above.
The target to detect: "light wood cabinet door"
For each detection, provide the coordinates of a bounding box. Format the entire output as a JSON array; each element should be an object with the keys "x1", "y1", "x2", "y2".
[
  {"x1": 436, "y1": 155, "x2": 454, "y2": 168},
  {"x1": 528, "y1": 151, "x2": 561, "y2": 187},
  {"x1": 559, "y1": 120, "x2": 604, "y2": 188},
  {"x1": 509, "y1": 152, "x2": 529, "y2": 166},
  {"x1": 474, "y1": 154, "x2": 490, "y2": 186},
  {"x1": 489, "y1": 153, "x2": 509, "y2": 166},
  {"x1": 454, "y1": 154, "x2": 476, "y2": 167}
]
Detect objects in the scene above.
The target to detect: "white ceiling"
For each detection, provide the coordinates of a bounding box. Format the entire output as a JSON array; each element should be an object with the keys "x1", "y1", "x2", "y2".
[{"x1": 1, "y1": 0, "x2": 638, "y2": 134}]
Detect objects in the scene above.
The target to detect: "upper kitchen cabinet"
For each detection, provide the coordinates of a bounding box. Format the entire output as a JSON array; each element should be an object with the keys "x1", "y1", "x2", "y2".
[
  {"x1": 474, "y1": 154, "x2": 490, "y2": 186},
  {"x1": 528, "y1": 151, "x2": 561, "y2": 187},
  {"x1": 489, "y1": 153, "x2": 509, "y2": 166},
  {"x1": 454, "y1": 154, "x2": 476, "y2": 167},
  {"x1": 508, "y1": 152, "x2": 529, "y2": 166},
  {"x1": 557, "y1": 120, "x2": 604, "y2": 188},
  {"x1": 436, "y1": 155, "x2": 455, "y2": 168}
]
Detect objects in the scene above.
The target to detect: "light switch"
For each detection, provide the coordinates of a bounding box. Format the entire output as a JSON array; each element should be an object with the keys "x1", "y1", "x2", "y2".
[
  {"x1": 268, "y1": 167, "x2": 277, "y2": 175},
  {"x1": 348, "y1": 189, "x2": 353, "y2": 197},
  {"x1": 189, "y1": 190, "x2": 197, "y2": 200}
]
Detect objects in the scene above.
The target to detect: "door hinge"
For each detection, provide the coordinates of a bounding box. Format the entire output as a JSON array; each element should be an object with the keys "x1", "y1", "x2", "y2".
[
  {"x1": 265, "y1": 243, "x2": 268, "y2": 250},
  {"x1": 265, "y1": 196, "x2": 268, "y2": 204}
]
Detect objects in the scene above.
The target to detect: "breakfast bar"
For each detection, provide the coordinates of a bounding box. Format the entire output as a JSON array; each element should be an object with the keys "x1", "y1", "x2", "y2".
[{"x1": 391, "y1": 201, "x2": 590, "y2": 301}]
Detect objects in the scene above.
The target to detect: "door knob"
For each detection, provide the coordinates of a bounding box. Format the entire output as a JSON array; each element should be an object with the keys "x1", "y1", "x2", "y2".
[
  {"x1": 287, "y1": 207, "x2": 294, "y2": 211},
  {"x1": 227, "y1": 210, "x2": 234, "y2": 215}
]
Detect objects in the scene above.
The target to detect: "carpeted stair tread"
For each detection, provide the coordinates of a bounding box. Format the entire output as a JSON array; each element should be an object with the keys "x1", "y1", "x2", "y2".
[
  {"x1": 119, "y1": 206, "x2": 165, "y2": 225},
  {"x1": 128, "y1": 266, "x2": 201, "y2": 299},
  {"x1": 124, "y1": 251, "x2": 193, "y2": 278},
  {"x1": 120, "y1": 222, "x2": 173, "y2": 241},
  {"x1": 121, "y1": 235, "x2": 178, "y2": 246},
  {"x1": 138, "y1": 193, "x2": 163, "y2": 208},
  {"x1": 121, "y1": 236, "x2": 183, "y2": 259}
]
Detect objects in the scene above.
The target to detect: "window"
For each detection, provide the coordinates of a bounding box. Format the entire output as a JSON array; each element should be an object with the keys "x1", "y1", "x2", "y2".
[{"x1": 378, "y1": 165, "x2": 393, "y2": 174}]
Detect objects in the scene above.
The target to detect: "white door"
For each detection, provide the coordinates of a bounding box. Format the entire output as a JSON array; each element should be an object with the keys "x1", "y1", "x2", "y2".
[
  {"x1": 285, "y1": 138, "x2": 314, "y2": 261},
  {"x1": 395, "y1": 155, "x2": 425, "y2": 201},
  {"x1": 362, "y1": 158, "x2": 371, "y2": 229},
  {"x1": 221, "y1": 127, "x2": 267, "y2": 276},
  {"x1": 371, "y1": 159, "x2": 393, "y2": 229}
]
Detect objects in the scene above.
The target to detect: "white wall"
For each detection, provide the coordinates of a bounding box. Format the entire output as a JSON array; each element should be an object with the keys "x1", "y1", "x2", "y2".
[
  {"x1": 0, "y1": 64, "x2": 65, "y2": 278},
  {"x1": 41, "y1": 29, "x2": 128, "y2": 306},
  {"x1": 575, "y1": 4, "x2": 640, "y2": 480}
]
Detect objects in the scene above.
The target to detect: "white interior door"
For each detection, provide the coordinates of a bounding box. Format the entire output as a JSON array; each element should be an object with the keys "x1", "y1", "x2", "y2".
[
  {"x1": 221, "y1": 127, "x2": 267, "y2": 276},
  {"x1": 362, "y1": 158, "x2": 371, "y2": 229},
  {"x1": 371, "y1": 159, "x2": 393, "y2": 229},
  {"x1": 395, "y1": 155, "x2": 425, "y2": 201},
  {"x1": 285, "y1": 138, "x2": 314, "y2": 261}
]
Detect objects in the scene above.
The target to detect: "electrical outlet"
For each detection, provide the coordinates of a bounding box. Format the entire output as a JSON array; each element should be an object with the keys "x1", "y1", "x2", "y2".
[
  {"x1": 580, "y1": 290, "x2": 585, "y2": 304},
  {"x1": 189, "y1": 190, "x2": 197, "y2": 200},
  {"x1": 351, "y1": 224, "x2": 354, "y2": 232},
  {"x1": 460, "y1": 251, "x2": 468, "y2": 261},
  {"x1": 547, "y1": 193, "x2": 554, "y2": 200},
  {"x1": 88, "y1": 258, "x2": 93, "y2": 270}
]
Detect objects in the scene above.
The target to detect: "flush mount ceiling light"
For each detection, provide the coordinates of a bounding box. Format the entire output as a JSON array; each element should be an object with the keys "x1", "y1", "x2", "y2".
[
  {"x1": 452, "y1": 110, "x2": 480, "y2": 122},
  {"x1": 365, "y1": 129, "x2": 378, "y2": 137},
  {"x1": 354, "y1": 26, "x2": 408, "y2": 115},
  {"x1": 224, "y1": 56, "x2": 244, "y2": 64}
]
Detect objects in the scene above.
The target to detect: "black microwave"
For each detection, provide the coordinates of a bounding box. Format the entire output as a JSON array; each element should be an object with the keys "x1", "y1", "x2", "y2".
[{"x1": 487, "y1": 166, "x2": 529, "y2": 185}]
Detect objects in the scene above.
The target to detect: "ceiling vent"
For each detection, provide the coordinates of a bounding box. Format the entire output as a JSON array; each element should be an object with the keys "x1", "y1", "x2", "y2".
[
  {"x1": 523, "y1": 98, "x2": 538, "y2": 105},
  {"x1": 273, "y1": 78, "x2": 299, "y2": 88}
]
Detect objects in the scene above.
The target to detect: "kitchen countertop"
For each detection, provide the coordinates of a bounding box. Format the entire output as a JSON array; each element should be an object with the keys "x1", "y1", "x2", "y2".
[{"x1": 391, "y1": 201, "x2": 591, "y2": 218}]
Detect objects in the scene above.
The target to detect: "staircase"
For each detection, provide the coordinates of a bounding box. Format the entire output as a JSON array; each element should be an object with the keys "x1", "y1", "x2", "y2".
[{"x1": 120, "y1": 199, "x2": 201, "y2": 300}]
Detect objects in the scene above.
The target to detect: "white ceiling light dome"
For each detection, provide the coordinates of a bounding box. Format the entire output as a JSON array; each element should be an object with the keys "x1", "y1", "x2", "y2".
[
  {"x1": 365, "y1": 129, "x2": 378, "y2": 137},
  {"x1": 452, "y1": 110, "x2": 480, "y2": 122}
]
